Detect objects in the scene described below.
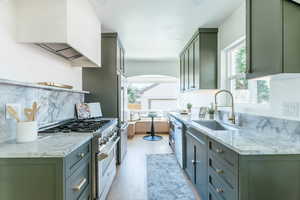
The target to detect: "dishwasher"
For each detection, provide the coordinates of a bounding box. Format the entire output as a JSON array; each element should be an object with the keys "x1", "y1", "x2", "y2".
[{"x1": 169, "y1": 117, "x2": 184, "y2": 168}]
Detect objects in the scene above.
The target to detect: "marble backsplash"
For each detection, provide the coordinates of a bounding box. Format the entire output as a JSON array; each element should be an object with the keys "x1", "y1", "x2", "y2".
[
  {"x1": 218, "y1": 110, "x2": 300, "y2": 140},
  {"x1": 0, "y1": 84, "x2": 84, "y2": 142}
]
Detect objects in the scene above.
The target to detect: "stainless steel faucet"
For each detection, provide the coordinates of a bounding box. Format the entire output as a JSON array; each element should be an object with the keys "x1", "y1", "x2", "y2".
[{"x1": 214, "y1": 90, "x2": 236, "y2": 124}]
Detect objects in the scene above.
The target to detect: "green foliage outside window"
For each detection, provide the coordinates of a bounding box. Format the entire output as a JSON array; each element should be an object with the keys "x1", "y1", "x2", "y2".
[
  {"x1": 257, "y1": 80, "x2": 270, "y2": 103},
  {"x1": 232, "y1": 45, "x2": 270, "y2": 104},
  {"x1": 128, "y1": 87, "x2": 140, "y2": 104},
  {"x1": 235, "y1": 47, "x2": 248, "y2": 90}
]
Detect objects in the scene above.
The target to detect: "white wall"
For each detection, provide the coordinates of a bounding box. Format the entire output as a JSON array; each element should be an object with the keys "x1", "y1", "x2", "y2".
[
  {"x1": 141, "y1": 82, "x2": 179, "y2": 110},
  {"x1": 126, "y1": 59, "x2": 179, "y2": 78},
  {"x1": 0, "y1": 0, "x2": 82, "y2": 90},
  {"x1": 178, "y1": 90, "x2": 217, "y2": 110}
]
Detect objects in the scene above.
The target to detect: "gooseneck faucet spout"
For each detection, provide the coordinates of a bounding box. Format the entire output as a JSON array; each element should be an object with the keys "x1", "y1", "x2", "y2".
[{"x1": 214, "y1": 90, "x2": 236, "y2": 124}]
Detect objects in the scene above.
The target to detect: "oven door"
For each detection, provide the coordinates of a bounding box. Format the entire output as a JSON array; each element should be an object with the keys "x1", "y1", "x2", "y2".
[{"x1": 97, "y1": 136, "x2": 120, "y2": 199}]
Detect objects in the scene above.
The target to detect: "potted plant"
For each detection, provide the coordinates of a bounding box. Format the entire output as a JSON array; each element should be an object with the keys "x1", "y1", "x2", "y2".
[
  {"x1": 207, "y1": 108, "x2": 215, "y2": 120},
  {"x1": 187, "y1": 103, "x2": 192, "y2": 113}
]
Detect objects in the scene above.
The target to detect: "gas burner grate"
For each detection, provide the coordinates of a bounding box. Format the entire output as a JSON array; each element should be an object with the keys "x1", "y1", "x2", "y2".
[{"x1": 39, "y1": 119, "x2": 112, "y2": 134}]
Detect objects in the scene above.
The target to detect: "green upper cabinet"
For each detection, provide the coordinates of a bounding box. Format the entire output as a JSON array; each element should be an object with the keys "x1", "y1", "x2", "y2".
[
  {"x1": 180, "y1": 55, "x2": 184, "y2": 91},
  {"x1": 184, "y1": 52, "x2": 189, "y2": 89},
  {"x1": 246, "y1": 0, "x2": 300, "y2": 79},
  {"x1": 180, "y1": 28, "x2": 218, "y2": 91},
  {"x1": 188, "y1": 45, "x2": 195, "y2": 89},
  {"x1": 199, "y1": 32, "x2": 218, "y2": 89},
  {"x1": 194, "y1": 35, "x2": 200, "y2": 90}
]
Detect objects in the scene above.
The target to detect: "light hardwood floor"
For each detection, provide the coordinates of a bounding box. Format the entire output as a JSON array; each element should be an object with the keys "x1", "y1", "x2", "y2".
[{"x1": 106, "y1": 134, "x2": 201, "y2": 200}]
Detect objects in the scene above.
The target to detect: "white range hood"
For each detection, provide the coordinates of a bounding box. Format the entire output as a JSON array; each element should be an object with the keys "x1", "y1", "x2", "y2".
[
  {"x1": 15, "y1": 0, "x2": 101, "y2": 67},
  {"x1": 292, "y1": 0, "x2": 300, "y2": 4}
]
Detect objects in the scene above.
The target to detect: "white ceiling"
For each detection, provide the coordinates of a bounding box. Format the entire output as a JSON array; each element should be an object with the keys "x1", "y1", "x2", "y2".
[{"x1": 91, "y1": 0, "x2": 244, "y2": 60}]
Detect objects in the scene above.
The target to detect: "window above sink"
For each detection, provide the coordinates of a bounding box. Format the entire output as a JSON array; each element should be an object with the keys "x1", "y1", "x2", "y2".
[{"x1": 225, "y1": 38, "x2": 270, "y2": 105}]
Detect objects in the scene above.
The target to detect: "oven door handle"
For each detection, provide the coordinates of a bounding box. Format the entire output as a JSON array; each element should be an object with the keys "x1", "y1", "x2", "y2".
[{"x1": 97, "y1": 136, "x2": 120, "y2": 161}]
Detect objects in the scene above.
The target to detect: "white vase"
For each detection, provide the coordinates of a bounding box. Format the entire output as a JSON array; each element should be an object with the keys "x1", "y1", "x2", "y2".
[{"x1": 16, "y1": 121, "x2": 38, "y2": 143}]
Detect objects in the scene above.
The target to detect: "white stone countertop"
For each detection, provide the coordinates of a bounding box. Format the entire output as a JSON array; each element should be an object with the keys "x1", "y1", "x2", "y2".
[
  {"x1": 0, "y1": 133, "x2": 93, "y2": 158},
  {"x1": 169, "y1": 112, "x2": 300, "y2": 155}
]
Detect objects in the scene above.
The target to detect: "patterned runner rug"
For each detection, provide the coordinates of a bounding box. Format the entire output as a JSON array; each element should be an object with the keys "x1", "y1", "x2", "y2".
[{"x1": 147, "y1": 154, "x2": 196, "y2": 200}]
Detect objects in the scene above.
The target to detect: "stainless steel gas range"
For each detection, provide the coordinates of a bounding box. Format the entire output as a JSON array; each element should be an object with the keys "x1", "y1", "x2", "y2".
[
  {"x1": 39, "y1": 116, "x2": 119, "y2": 200},
  {"x1": 94, "y1": 119, "x2": 119, "y2": 200}
]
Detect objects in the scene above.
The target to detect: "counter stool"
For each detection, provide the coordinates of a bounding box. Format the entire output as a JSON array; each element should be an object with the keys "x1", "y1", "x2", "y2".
[{"x1": 143, "y1": 113, "x2": 162, "y2": 141}]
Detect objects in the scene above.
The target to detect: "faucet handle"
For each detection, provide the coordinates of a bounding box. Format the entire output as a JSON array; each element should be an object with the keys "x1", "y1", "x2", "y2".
[
  {"x1": 228, "y1": 115, "x2": 236, "y2": 124},
  {"x1": 214, "y1": 103, "x2": 218, "y2": 111}
]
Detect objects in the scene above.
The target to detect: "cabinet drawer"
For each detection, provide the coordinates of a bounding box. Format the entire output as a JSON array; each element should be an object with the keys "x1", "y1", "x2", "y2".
[
  {"x1": 208, "y1": 139, "x2": 237, "y2": 168},
  {"x1": 66, "y1": 156, "x2": 91, "y2": 200},
  {"x1": 66, "y1": 141, "x2": 91, "y2": 176},
  {"x1": 208, "y1": 156, "x2": 236, "y2": 188},
  {"x1": 208, "y1": 168, "x2": 236, "y2": 200}
]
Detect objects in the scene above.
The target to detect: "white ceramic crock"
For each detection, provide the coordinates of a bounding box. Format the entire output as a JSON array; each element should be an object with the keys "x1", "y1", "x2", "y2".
[{"x1": 16, "y1": 121, "x2": 38, "y2": 143}]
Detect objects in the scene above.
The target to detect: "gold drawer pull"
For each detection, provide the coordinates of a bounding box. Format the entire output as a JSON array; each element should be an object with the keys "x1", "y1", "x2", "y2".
[
  {"x1": 216, "y1": 188, "x2": 224, "y2": 193},
  {"x1": 73, "y1": 178, "x2": 87, "y2": 191},
  {"x1": 216, "y1": 169, "x2": 224, "y2": 174},
  {"x1": 216, "y1": 148, "x2": 224, "y2": 153},
  {"x1": 78, "y1": 153, "x2": 85, "y2": 158}
]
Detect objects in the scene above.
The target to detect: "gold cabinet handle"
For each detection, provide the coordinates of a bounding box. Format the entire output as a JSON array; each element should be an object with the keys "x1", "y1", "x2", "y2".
[
  {"x1": 78, "y1": 153, "x2": 85, "y2": 158},
  {"x1": 216, "y1": 169, "x2": 224, "y2": 174},
  {"x1": 216, "y1": 188, "x2": 224, "y2": 193},
  {"x1": 73, "y1": 178, "x2": 87, "y2": 191}
]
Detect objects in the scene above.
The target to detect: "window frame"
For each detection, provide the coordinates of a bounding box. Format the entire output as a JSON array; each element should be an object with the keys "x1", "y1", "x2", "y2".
[{"x1": 224, "y1": 37, "x2": 270, "y2": 106}]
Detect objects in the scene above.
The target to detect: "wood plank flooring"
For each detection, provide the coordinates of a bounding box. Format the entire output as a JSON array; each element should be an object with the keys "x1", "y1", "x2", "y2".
[{"x1": 106, "y1": 134, "x2": 201, "y2": 200}]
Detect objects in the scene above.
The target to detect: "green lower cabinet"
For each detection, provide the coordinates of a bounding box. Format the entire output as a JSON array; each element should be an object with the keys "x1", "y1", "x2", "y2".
[
  {"x1": 208, "y1": 138, "x2": 300, "y2": 200},
  {"x1": 186, "y1": 128, "x2": 300, "y2": 200},
  {"x1": 239, "y1": 155, "x2": 300, "y2": 200},
  {"x1": 0, "y1": 158, "x2": 64, "y2": 200},
  {"x1": 185, "y1": 127, "x2": 208, "y2": 200},
  {"x1": 0, "y1": 141, "x2": 92, "y2": 200}
]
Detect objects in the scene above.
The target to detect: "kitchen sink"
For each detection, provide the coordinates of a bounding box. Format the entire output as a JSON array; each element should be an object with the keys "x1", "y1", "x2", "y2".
[{"x1": 193, "y1": 120, "x2": 229, "y2": 131}]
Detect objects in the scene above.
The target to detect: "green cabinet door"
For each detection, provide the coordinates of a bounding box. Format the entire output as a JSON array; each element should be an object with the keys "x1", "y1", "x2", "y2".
[
  {"x1": 247, "y1": 0, "x2": 283, "y2": 77},
  {"x1": 188, "y1": 45, "x2": 195, "y2": 89},
  {"x1": 180, "y1": 55, "x2": 185, "y2": 91},
  {"x1": 194, "y1": 132, "x2": 208, "y2": 200},
  {"x1": 0, "y1": 158, "x2": 64, "y2": 200},
  {"x1": 199, "y1": 32, "x2": 218, "y2": 89},
  {"x1": 239, "y1": 155, "x2": 300, "y2": 200},
  {"x1": 184, "y1": 52, "x2": 189, "y2": 91},
  {"x1": 247, "y1": 0, "x2": 300, "y2": 78},
  {"x1": 283, "y1": 0, "x2": 300, "y2": 73},
  {"x1": 194, "y1": 35, "x2": 200, "y2": 89},
  {"x1": 185, "y1": 132, "x2": 195, "y2": 183}
]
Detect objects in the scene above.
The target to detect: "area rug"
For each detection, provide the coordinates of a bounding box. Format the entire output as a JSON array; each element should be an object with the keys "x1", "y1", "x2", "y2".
[{"x1": 146, "y1": 154, "x2": 196, "y2": 200}]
